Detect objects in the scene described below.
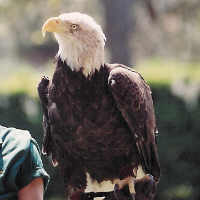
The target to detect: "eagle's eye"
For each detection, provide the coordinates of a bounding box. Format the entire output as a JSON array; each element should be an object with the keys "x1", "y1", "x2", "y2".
[{"x1": 71, "y1": 24, "x2": 79, "y2": 30}]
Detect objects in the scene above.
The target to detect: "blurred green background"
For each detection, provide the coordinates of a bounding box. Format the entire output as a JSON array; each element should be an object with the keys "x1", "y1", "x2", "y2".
[{"x1": 1, "y1": 0, "x2": 200, "y2": 199}]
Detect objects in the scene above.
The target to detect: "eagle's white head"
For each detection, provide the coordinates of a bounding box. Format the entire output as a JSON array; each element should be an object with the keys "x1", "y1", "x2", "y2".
[{"x1": 42, "y1": 12, "x2": 106, "y2": 77}]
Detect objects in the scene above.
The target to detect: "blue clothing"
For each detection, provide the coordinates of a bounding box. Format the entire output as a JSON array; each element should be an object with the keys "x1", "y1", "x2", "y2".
[{"x1": 0, "y1": 125, "x2": 49, "y2": 200}]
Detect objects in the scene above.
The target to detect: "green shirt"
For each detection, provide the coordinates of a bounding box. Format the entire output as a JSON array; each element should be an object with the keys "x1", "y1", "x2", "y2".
[{"x1": 0, "y1": 125, "x2": 50, "y2": 200}]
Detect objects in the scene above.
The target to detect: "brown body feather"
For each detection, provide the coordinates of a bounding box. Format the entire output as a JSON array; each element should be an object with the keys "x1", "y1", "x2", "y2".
[{"x1": 38, "y1": 57, "x2": 160, "y2": 196}]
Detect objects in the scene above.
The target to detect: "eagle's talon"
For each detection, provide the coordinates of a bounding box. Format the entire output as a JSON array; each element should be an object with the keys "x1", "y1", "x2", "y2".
[
  {"x1": 114, "y1": 184, "x2": 130, "y2": 200},
  {"x1": 146, "y1": 174, "x2": 154, "y2": 189},
  {"x1": 114, "y1": 184, "x2": 119, "y2": 191},
  {"x1": 114, "y1": 184, "x2": 122, "y2": 200},
  {"x1": 130, "y1": 193, "x2": 135, "y2": 200},
  {"x1": 147, "y1": 174, "x2": 154, "y2": 181},
  {"x1": 135, "y1": 174, "x2": 156, "y2": 200}
]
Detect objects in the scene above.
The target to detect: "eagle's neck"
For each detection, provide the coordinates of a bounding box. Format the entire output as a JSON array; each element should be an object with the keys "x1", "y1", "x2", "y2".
[{"x1": 56, "y1": 35, "x2": 105, "y2": 77}]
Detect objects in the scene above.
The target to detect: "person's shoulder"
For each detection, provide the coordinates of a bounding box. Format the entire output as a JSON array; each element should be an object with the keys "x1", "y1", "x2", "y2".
[{"x1": 0, "y1": 125, "x2": 32, "y2": 153}]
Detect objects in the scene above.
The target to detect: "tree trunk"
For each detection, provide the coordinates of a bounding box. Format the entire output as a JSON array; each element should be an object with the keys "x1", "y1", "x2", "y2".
[{"x1": 102, "y1": 0, "x2": 136, "y2": 66}]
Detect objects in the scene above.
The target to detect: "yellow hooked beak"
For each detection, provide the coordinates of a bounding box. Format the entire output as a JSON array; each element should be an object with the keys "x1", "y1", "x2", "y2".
[{"x1": 42, "y1": 17, "x2": 63, "y2": 37}]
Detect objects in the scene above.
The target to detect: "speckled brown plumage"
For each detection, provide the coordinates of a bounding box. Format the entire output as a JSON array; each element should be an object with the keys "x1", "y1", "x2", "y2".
[{"x1": 38, "y1": 57, "x2": 160, "y2": 199}]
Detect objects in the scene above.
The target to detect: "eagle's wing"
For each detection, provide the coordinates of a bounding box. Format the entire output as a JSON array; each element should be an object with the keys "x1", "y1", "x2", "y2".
[
  {"x1": 37, "y1": 76, "x2": 59, "y2": 166},
  {"x1": 37, "y1": 76, "x2": 52, "y2": 155},
  {"x1": 108, "y1": 65, "x2": 160, "y2": 181}
]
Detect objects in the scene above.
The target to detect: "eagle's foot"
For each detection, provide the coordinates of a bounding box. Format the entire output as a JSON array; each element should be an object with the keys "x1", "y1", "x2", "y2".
[
  {"x1": 135, "y1": 174, "x2": 156, "y2": 200},
  {"x1": 114, "y1": 184, "x2": 133, "y2": 200}
]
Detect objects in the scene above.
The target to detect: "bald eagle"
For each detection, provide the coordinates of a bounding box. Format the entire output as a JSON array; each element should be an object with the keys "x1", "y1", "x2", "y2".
[{"x1": 38, "y1": 12, "x2": 160, "y2": 200}]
